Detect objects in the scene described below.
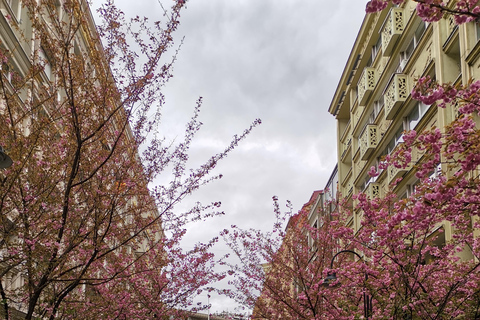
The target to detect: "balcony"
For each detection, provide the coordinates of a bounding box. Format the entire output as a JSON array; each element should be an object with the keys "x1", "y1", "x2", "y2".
[
  {"x1": 381, "y1": 8, "x2": 405, "y2": 56},
  {"x1": 445, "y1": 14, "x2": 458, "y2": 45},
  {"x1": 365, "y1": 182, "x2": 381, "y2": 199},
  {"x1": 388, "y1": 164, "x2": 410, "y2": 185},
  {"x1": 357, "y1": 67, "x2": 377, "y2": 106},
  {"x1": 359, "y1": 124, "x2": 379, "y2": 160},
  {"x1": 341, "y1": 137, "x2": 352, "y2": 163},
  {"x1": 384, "y1": 74, "x2": 408, "y2": 120},
  {"x1": 340, "y1": 122, "x2": 352, "y2": 163},
  {"x1": 341, "y1": 168, "x2": 353, "y2": 198}
]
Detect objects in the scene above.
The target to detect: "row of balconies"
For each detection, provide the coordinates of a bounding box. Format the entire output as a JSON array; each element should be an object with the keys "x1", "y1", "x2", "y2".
[
  {"x1": 354, "y1": 6, "x2": 407, "y2": 128},
  {"x1": 341, "y1": 72, "x2": 409, "y2": 199},
  {"x1": 340, "y1": 7, "x2": 412, "y2": 199},
  {"x1": 341, "y1": 122, "x2": 427, "y2": 201},
  {"x1": 356, "y1": 72, "x2": 408, "y2": 155},
  {"x1": 357, "y1": 69, "x2": 408, "y2": 123},
  {"x1": 362, "y1": 145, "x2": 425, "y2": 199}
]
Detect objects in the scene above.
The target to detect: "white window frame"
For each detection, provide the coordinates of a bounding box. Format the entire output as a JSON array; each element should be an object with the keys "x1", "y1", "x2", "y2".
[
  {"x1": 39, "y1": 47, "x2": 52, "y2": 80},
  {"x1": 7, "y1": 0, "x2": 21, "y2": 20},
  {"x1": 406, "y1": 101, "x2": 431, "y2": 131},
  {"x1": 398, "y1": 20, "x2": 428, "y2": 71}
]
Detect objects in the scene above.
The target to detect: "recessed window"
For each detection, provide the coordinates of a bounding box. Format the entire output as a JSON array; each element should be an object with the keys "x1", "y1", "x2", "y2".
[
  {"x1": 406, "y1": 101, "x2": 430, "y2": 130},
  {"x1": 369, "y1": 96, "x2": 384, "y2": 124},
  {"x1": 39, "y1": 47, "x2": 52, "y2": 80},
  {"x1": 476, "y1": 21, "x2": 480, "y2": 41},
  {"x1": 398, "y1": 20, "x2": 428, "y2": 71},
  {"x1": 7, "y1": 0, "x2": 21, "y2": 20},
  {"x1": 372, "y1": 36, "x2": 382, "y2": 62},
  {"x1": 385, "y1": 126, "x2": 404, "y2": 155}
]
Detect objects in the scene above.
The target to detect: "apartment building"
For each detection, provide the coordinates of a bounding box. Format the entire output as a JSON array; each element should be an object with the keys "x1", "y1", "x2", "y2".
[
  {"x1": 307, "y1": 166, "x2": 338, "y2": 228},
  {"x1": 328, "y1": 1, "x2": 480, "y2": 243}
]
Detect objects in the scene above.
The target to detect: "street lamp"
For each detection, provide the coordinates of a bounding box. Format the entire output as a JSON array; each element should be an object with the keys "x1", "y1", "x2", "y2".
[
  {"x1": 0, "y1": 146, "x2": 12, "y2": 168},
  {"x1": 322, "y1": 250, "x2": 372, "y2": 319}
]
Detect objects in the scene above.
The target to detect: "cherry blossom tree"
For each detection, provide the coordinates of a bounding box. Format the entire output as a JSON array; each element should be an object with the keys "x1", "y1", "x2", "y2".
[
  {"x1": 366, "y1": 0, "x2": 480, "y2": 23},
  {"x1": 222, "y1": 195, "x2": 347, "y2": 320},
  {"x1": 0, "y1": 0, "x2": 259, "y2": 319}
]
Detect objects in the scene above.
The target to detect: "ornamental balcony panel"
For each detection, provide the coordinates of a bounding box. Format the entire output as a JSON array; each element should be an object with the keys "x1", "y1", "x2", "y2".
[
  {"x1": 357, "y1": 67, "x2": 377, "y2": 106},
  {"x1": 365, "y1": 182, "x2": 381, "y2": 199},
  {"x1": 384, "y1": 74, "x2": 408, "y2": 120},
  {"x1": 359, "y1": 124, "x2": 379, "y2": 161},
  {"x1": 382, "y1": 8, "x2": 405, "y2": 56},
  {"x1": 388, "y1": 164, "x2": 410, "y2": 185},
  {"x1": 445, "y1": 14, "x2": 458, "y2": 42}
]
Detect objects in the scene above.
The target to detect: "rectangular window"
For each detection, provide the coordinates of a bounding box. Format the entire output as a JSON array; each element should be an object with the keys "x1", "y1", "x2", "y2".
[
  {"x1": 407, "y1": 101, "x2": 430, "y2": 130},
  {"x1": 368, "y1": 36, "x2": 383, "y2": 67},
  {"x1": 429, "y1": 163, "x2": 442, "y2": 180},
  {"x1": 385, "y1": 126, "x2": 404, "y2": 155},
  {"x1": 39, "y1": 47, "x2": 52, "y2": 80},
  {"x1": 7, "y1": 0, "x2": 21, "y2": 20},
  {"x1": 400, "y1": 183, "x2": 417, "y2": 200},
  {"x1": 398, "y1": 21, "x2": 428, "y2": 71},
  {"x1": 476, "y1": 21, "x2": 480, "y2": 41},
  {"x1": 372, "y1": 36, "x2": 382, "y2": 61}
]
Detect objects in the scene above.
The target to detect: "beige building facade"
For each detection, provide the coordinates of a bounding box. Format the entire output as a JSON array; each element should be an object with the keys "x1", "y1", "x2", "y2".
[{"x1": 328, "y1": 1, "x2": 480, "y2": 245}]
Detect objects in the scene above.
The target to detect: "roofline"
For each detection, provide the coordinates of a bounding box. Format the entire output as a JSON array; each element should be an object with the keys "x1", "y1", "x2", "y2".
[{"x1": 328, "y1": 12, "x2": 375, "y2": 117}]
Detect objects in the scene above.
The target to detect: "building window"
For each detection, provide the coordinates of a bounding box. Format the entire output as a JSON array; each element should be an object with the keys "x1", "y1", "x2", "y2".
[
  {"x1": 424, "y1": 227, "x2": 446, "y2": 264},
  {"x1": 39, "y1": 47, "x2": 52, "y2": 80},
  {"x1": 372, "y1": 36, "x2": 382, "y2": 61},
  {"x1": 1, "y1": 63, "x2": 12, "y2": 84},
  {"x1": 368, "y1": 96, "x2": 384, "y2": 124},
  {"x1": 398, "y1": 21, "x2": 428, "y2": 71},
  {"x1": 385, "y1": 126, "x2": 404, "y2": 155},
  {"x1": 476, "y1": 21, "x2": 480, "y2": 41},
  {"x1": 429, "y1": 163, "x2": 442, "y2": 180},
  {"x1": 406, "y1": 101, "x2": 430, "y2": 130},
  {"x1": 400, "y1": 183, "x2": 417, "y2": 200},
  {"x1": 368, "y1": 36, "x2": 382, "y2": 67},
  {"x1": 7, "y1": 0, "x2": 21, "y2": 20}
]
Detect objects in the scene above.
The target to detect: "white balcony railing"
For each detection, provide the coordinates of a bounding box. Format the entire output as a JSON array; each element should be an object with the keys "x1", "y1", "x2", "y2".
[
  {"x1": 359, "y1": 124, "x2": 379, "y2": 160},
  {"x1": 384, "y1": 74, "x2": 408, "y2": 120},
  {"x1": 382, "y1": 8, "x2": 405, "y2": 56},
  {"x1": 365, "y1": 182, "x2": 381, "y2": 199},
  {"x1": 357, "y1": 67, "x2": 377, "y2": 106}
]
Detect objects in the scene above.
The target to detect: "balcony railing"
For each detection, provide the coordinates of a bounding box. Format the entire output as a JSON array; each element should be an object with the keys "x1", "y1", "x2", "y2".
[
  {"x1": 359, "y1": 124, "x2": 379, "y2": 160},
  {"x1": 388, "y1": 164, "x2": 410, "y2": 184},
  {"x1": 445, "y1": 14, "x2": 458, "y2": 44},
  {"x1": 381, "y1": 8, "x2": 405, "y2": 56},
  {"x1": 357, "y1": 67, "x2": 377, "y2": 106},
  {"x1": 384, "y1": 74, "x2": 408, "y2": 120},
  {"x1": 365, "y1": 182, "x2": 381, "y2": 199}
]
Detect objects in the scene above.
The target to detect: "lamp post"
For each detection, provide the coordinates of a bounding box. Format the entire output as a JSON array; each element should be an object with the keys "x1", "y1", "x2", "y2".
[
  {"x1": 0, "y1": 146, "x2": 12, "y2": 169},
  {"x1": 322, "y1": 250, "x2": 372, "y2": 319}
]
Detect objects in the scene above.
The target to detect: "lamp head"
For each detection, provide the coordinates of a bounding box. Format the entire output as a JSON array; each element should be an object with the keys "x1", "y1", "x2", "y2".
[
  {"x1": 0, "y1": 146, "x2": 12, "y2": 169},
  {"x1": 322, "y1": 272, "x2": 339, "y2": 288}
]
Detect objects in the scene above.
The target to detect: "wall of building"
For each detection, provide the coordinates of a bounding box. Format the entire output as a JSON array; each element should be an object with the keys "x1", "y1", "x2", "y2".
[{"x1": 329, "y1": 0, "x2": 479, "y2": 249}]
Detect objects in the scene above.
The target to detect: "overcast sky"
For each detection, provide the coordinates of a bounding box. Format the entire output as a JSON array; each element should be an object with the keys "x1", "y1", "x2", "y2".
[{"x1": 113, "y1": 0, "x2": 368, "y2": 314}]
